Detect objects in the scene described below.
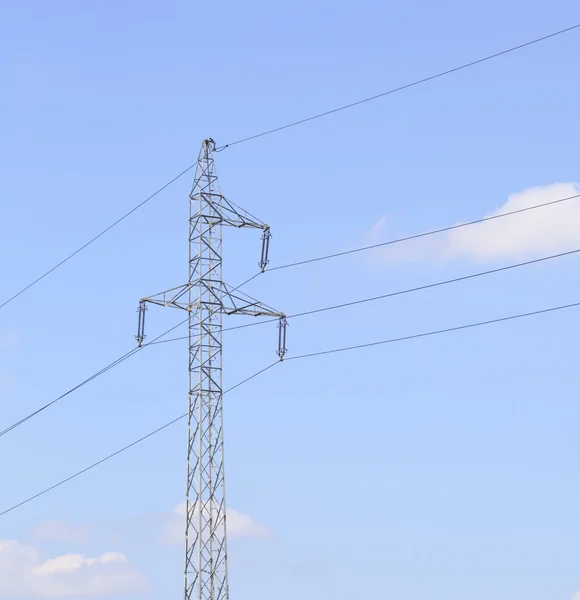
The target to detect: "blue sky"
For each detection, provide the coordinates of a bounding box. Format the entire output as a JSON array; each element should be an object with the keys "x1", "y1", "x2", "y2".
[{"x1": 1, "y1": 0, "x2": 580, "y2": 598}]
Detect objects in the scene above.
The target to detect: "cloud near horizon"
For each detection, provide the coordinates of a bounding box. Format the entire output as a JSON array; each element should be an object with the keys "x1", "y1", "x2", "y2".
[
  {"x1": 0, "y1": 540, "x2": 145, "y2": 597},
  {"x1": 367, "y1": 182, "x2": 580, "y2": 264},
  {"x1": 164, "y1": 502, "x2": 271, "y2": 545}
]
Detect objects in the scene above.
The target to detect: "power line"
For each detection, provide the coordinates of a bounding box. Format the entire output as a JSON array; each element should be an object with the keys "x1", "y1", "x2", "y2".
[
  {"x1": 150, "y1": 245, "x2": 580, "y2": 345},
  {"x1": 0, "y1": 268, "x2": 264, "y2": 437},
  {"x1": 0, "y1": 346, "x2": 139, "y2": 438},
  {"x1": 3, "y1": 296, "x2": 578, "y2": 516},
  {"x1": 148, "y1": 191, "x2": 580, "y2": 346},
  {"x1": 287, "y1": 299, "x2": 580, "y2": 361},
  {"x1": 0, "y1": 165, "x2": 196, "y2": 312},
  {"x1": 6, "y1": 183, "x2": 573, "y2": 330},
  {"x1": 0, "y1": 317, "x2": 188, "y2": 439},
  {"x1": 0, "y1": 361, "x2": 279, "y2": 518},
  {"x1": 0, "y1": 415, "x2": 186, "y2": 518},
  {"x1": 286, "y1": 247, "x2": 580, "y2": 319},
  {"x1": 267, "y1": 192, "x2": 580, "y2": 272},
  {"x1": 217, "y1": 23, "x2": 580, "y2": 149},
  {"x1": 3, "y1": 25, "x2": 578, "y2": 313},
  {"x1": 7, "y1": 194, "x2": 579, "y2": 434}
]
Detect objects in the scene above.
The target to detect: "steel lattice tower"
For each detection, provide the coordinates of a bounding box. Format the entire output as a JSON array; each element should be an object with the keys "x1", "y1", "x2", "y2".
[{"x1": 136, "y1": 139, "x2": 286, "y2": 600}]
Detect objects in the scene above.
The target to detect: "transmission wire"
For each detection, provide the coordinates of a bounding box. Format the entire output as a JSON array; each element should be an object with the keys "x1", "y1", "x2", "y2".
[
  {"x1": 0, "y1": 165, "x2": 196, "y2": 311},
  {"x1": 217, "y1": 23, "x2": 580, "y2": 149},
  {"x1": 8, "y1": 191, "x2": 580, "y2": 435},
  {"x1": 150, "y1": 239, "x2": 580, "y2": 345},
  {"x1": 3, "y1": 296, "x2": 579, "y2": 515},
  {"x1": 0, "y1": 318, "x2": 188, "y2": 439},
  {"x1": 0, "y1": 361, "x2": 279, "y2": 517},
  {"x1": 0, "y1": 270, "x2": 266, "y2": 437},
  {"x1": 287, "y1": 300, "x2": 580, "y2": 361},
  {"x1": 2, "y1": 23, "x2": 578, "y2": 310},
  {"x1": 268, "y1": 193, "x2": 580, "y2": 272}
]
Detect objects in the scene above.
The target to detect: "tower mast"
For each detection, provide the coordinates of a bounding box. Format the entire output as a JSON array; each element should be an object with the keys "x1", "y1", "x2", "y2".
[{"x1": 136, "y1": 139, "x2": 286, "y2": 600}]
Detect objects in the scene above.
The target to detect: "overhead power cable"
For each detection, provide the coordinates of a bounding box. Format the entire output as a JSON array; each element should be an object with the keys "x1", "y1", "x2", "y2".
[
  {"x1": 0, "y1": 318, "x2": 188, "y2": 439},
  {"x1": 0, "y1": 361, "x2": 280, "y2": 517},
  {"x1": 0, "y1": 346, "x2": 139, "y2": 438},
  {"x1": 217, "y1": 23, "x2": 580, "y2": 149},
  {"x1": 151, "y1": 243, "x2": 580, "y2": 346},
  {"x1": 267, "y1": 192, "x2": 580, "y2": 272},
  {"x1": 0, "y1": 165, "x2": 196, "y2": 311},
  {"x1": 286, "y1": 300, "x2": 580, "y2": 361},
  {"x1": 2, "y1": 24, "x2": 578, "y2": 312},
  {"x1": 3, "y1": 296, "x2": 579, "y2": 516},
  {"x1": 4, "y1": 195, "x2": 580, "y2": 435},
  {"x1": 0, "y1": 273, "x2": 263, "y2": 438}
]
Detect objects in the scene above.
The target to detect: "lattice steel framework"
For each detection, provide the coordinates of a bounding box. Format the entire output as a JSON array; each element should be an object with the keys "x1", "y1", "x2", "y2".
[{"x1": 136, "y1": 139, "x2": 286, "y2": 600}]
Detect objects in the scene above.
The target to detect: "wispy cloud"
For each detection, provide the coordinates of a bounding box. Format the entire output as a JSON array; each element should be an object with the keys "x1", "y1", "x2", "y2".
[
  {"x1": 165, "y1": 502, "x2": 271, "y2": 545},
  {"x1": 0, "y1": 540, "x2": 145, "y2": 597},
  {"x1": 367, "y1": 182, "x2": 580, "y2": 264},
  {"x1": 33, "y1": 552, "x2": 127, "y2": 575}
]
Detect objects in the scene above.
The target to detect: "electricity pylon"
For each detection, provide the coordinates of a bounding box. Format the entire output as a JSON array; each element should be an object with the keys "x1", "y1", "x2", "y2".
[{"x1": 135, "y1": 138, "x2": 286, "y2": 600}]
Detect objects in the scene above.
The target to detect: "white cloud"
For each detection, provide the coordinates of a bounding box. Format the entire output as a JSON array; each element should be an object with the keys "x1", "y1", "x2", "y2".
[
  {"x1": 165, "y1": 502, "x2": 271, "y2": 545},
  {"x1": 0, "y1": 540, "x2": 145, "y2": 597},
  {"x1": 226, "y1": 508, "x2": 271, "y2": 539},
  {"x1": 33, "y1": 552, "x2": 126, "y2": 575},
  {"x1": 367, "y1": 215, "x2": 388, "y2": 241},
  {"x1": 368, "y1": 182, "x2": 580, "y2": 263}
]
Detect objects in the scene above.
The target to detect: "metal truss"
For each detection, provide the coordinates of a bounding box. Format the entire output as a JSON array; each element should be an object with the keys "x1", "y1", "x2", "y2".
[{"x1": 136, "y1": 139, "x2": 286, "y2": 600}]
